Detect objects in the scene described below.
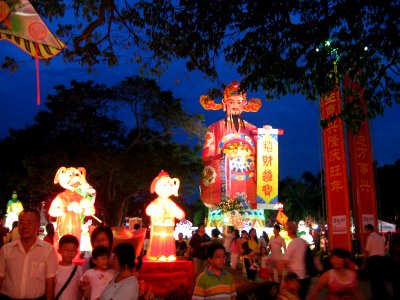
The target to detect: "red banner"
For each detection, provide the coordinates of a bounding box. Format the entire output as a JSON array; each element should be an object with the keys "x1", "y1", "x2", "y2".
[
  {"x1": 344, "y1": 76, "x2": 378, "y2": 253},
  {"x1": 320, "y1": 88, "x2": 352, "y2": 251}
]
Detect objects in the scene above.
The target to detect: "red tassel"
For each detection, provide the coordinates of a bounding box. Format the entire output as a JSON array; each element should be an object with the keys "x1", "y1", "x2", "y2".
[{"x1": 35, "y1": 43, "x2": 41, "y2": 105}]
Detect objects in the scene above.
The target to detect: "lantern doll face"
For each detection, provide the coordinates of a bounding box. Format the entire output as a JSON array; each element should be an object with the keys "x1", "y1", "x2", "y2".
[{"x1": 154, "y1": 176, "x2": 180, "y2": 199}]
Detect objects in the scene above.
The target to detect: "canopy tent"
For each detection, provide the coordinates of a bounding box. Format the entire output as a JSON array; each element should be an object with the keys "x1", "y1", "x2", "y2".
[{"x1": 378, "y1": 220, "x2": 396, "y2": 233}]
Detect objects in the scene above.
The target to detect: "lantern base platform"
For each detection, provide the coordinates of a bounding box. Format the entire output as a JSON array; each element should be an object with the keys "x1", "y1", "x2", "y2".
[{"x1": 138, "y1": 257, "x2": 194, "y2": 298}]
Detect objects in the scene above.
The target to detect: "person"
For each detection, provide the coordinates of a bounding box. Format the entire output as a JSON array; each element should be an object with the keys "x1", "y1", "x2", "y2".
[
  {"x1": 55, "y1": 234, "x2": 83, "y2": 300},
  {"x1": 100, "y1": 243, "x2": 139, "y2": 300},
  {"x1": 243, "y1": 228, "x2": 260, "y2": 281},
  {"x1": 308, "y1": 248, "x2": 362, "y2": 300},
  {"x1": 44, "y1": 222, "x2": 55, "y2": 245},
  {"x1": 229, "y1": 229, "x2": 242, "y2": 269},
  {"x1": 220, "y1": 225, "x2": 234, "y2": 267},
  {"x1": 81, "y1": 245, "x2": 116, "y2": 300},
  {"x1": 258, "y1": 246, "x2": 270, "y2": 280},
  {"x1": 190, "y1": 223, "x2": 212, "y2": 279},
  {"x1": 145, "y1": 170, "x2": 185, "y2": 261},
  {"x1": 0, "y1": 208, "x2": 59, "y2": 299},
  {"x1": 276, "y1": 272, "x2": 301, "y2": 300},
  {"x1": 143, "y1": 230, "x2": 150, "y2": 256},
  {"x1": 0, "y1": 215, "x2": 9, "y2": 248},
  {"x1": 260, "y1": 231, "x2": 269, "y2": 249},
  {"x1": 281, "y1": 221, "x2": 309, "y2": 300},
  {"x1": 199, "y1": 80, "x2": 262, "y2": 210},
  {"x1": 9, "y1": 220, "x2": 19, "y2": 241},
  {"x1": 192, "y1": 243, "x2": 237, "y2": 300},
  {"x1": 176, "y1": 232, "x2": 188, "y2": 257},
  {"x1": 363, "y1": 223, "x2": 388, "y2": 300},
  {"x1": 268, "y1": 224, "x2": 286, "y2": 282},
  {"x1": 389, "y1": 223, "x2": 400, "y2": 300},
  {"x1": 211, "y1": 228, "x2": 222, "y2": 244},
  {"x1": 82, "y1": 225, "x2": 114, "y2": 272}
]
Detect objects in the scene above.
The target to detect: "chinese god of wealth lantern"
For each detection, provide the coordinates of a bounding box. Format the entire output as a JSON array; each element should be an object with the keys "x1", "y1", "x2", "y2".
[
  {"x1": 146, "y1": 170, "x2": 185, "y2": 262},
  {"x1": 49, "y1": 167, "x2": 96, "y2": 241}
]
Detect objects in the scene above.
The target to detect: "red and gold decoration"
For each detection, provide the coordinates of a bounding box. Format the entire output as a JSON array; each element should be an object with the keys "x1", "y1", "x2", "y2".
[
  {"x1": 320, "y1": 88, "x2": 352, "y2": 251},
  {"x1": 344, "y1": 74, "x2": 378, "y2": 251},
  {"x1": 49, "y1": 167, "x2": 96, "y2": 241},
  {"x1": 145, "y1": 171, "x2": 185, "y2": 262}
]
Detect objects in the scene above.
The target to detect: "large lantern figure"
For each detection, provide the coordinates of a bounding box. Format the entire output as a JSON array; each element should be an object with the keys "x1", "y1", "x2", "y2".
[
  {"x1": 48, "y1": 167, "x2": 96, "y2": 241},
  {"x1": 5, "y1": 191, "x2": 24, "y2": 230},
  {"x1": 146, "y1": 170, "x2": 185, "y2": 262}
]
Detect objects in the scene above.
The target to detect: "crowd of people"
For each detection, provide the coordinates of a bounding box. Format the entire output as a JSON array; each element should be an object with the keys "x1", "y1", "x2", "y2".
[{"x1": 1, "y1": 208, "x2": 399, "y2": 300}]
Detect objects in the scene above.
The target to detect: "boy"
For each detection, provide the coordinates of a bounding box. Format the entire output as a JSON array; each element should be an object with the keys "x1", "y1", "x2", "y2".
[
  {"x1": 55, "y1": 234, "x2": 83, "y2": 300},
  {"x1": 276, "y1": 272, "x2": 301, "y2": 300},
  {"x1": 192, "y1": 243, "x2": 236, "y2": 300}
]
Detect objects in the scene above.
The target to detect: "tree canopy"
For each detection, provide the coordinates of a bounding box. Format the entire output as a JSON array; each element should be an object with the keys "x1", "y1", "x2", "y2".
[
  {"x1": 0, "y1": 77, "x2": 204, "y2": 225},
  {"x1": 4, "y1": 0, "x2": 398, "y2": 127}
]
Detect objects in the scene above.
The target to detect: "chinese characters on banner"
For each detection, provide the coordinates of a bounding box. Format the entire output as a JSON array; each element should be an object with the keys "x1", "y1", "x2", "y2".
[
  {"x1": 345, "y1": 75, "x2": 378, "y2": 251},
  {"x1": 256, "y1": 128, "x2": 279, "y2": 209},
  {"x1": 320, "y1": 88, "x2": 352, "y2": 251}
]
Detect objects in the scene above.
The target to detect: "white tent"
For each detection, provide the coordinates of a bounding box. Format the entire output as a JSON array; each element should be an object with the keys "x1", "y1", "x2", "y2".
[{"x1": 378, "y1": 220, "x2": 396, "y2": 233}]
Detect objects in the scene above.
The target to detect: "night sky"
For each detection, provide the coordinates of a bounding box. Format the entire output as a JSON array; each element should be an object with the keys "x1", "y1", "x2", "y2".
[{"x1": 1, "y1": 40, "x2": 400, "y2": 180}]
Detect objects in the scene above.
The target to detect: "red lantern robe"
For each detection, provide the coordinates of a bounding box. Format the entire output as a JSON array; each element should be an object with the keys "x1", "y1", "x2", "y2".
[{"x1": 200, "y1": 119, "x2": 258, "y2": 208}]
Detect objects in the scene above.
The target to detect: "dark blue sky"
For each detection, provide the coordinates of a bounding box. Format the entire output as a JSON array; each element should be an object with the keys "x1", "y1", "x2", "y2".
[{"x1": 1, "y1": 41, "x2": 400, "y2": 179}]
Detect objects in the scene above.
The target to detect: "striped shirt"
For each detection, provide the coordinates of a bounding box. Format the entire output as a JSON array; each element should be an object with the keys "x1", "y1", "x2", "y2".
[{"x1": 192, "y1": 268, "x2": 237, "y2": 300}]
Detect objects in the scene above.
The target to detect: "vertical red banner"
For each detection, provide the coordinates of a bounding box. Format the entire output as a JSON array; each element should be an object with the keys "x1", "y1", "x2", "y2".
[
  {"x1": 344, "y1": 76, "x2": 378, "y2": 253},
  {"x1": 320, "y1": 88, "x2": 352, "y2": 251}
]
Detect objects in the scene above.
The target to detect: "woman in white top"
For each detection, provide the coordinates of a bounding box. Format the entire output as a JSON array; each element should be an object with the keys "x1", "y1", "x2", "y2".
[{"x1": 100, "y1": 243, "x2": 140, "y2": 300}]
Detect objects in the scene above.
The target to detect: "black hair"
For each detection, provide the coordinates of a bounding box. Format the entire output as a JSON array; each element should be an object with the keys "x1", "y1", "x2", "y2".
[
  {"x1": 197, "y1": 223, "x2": 205, "y2": 228},
  {"x1": 19, "y1": 208, "x2": 40, "y2": 223},
  {"x1": 206, "y1": 243, "x2": 226, "y2": 259},
  {"x1": 330, "y1": 248, "x2": 350, "y2": 259},
  {"x1": 284, "y1": 272, "x2": 299, "y2": 282},
  {"x1": 92, "y1": 245, "x2": 110, "y2": 259},
  {"x1": 46, "y1": 223, "x2": 55, "y2": 235},
  {"x1": 113, "y1": 242, "x2": 141, "y2": 271},
  {"x1": 365, "y1": 224, "x2": 374, "y2": 231},
  {"x1": 211, "y1": 228, "x2": 220, "y2": 238},
  {"x1": 274, "y1": 224, "x2": 281, "y2": 231},
  {"x1": 249, "y1": 228, "x2": 258, "y2": 243},
  {"x1": 90, "y1": 226, "x2": 113, "y2": 250},
  {"x1": 59, "y1": 234, "x2": 79, "y2": 248},
  {"x1": 227, "y1": 225, "x2": 234, "y2": 232}
]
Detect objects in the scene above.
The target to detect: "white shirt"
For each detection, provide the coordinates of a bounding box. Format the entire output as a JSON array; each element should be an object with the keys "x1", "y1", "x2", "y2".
[
  {"x1": 0, "y1": 237, "x2": 59, "y2": 299},
  {"x1": 223, "y1": 233, "x2": 234, "y2": 253},
  {"x1": 365, "y1": 232, "x2": 386, "y2": 257},
  {"x1": 100, "y1": 274, "x2": 139, "y2": 300},
  {"x1": 284, "y1": 237, "x2": 308, "y2": 279},
  {"x1": 81, "y1": 268, "x2": 116, "y2": 300},
  {"x1": 55, "y1": 264, "x2": 83, "y2": 300},
  {"x1": 268, "y1": 235, "x2": 286, "y2": 258}
]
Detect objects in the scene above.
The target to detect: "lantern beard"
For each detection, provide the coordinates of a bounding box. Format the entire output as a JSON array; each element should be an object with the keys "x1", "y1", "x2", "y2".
[{"x1": 225, "y1": 113, "x2": 245, "y2": 132}]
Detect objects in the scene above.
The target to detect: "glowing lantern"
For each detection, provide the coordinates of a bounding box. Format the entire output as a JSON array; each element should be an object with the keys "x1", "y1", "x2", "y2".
[
  {"x1": 5, "y1": 191, "x2": 24, "y2": 230},
  {"x1": 146, "y1": 170, "x2": 185, "y2": 262},
  {"x1": 49, "y1": 167, "x2": 96, "y2": 241}
]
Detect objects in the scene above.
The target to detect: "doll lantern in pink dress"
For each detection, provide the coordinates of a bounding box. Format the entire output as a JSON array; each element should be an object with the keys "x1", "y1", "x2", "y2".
[
  {"x1": 48, "y1": 167, "x2": 96, "y2": 241},
  {"x1": 146, "y1": 171, "x2": 185, "y2": 262}
]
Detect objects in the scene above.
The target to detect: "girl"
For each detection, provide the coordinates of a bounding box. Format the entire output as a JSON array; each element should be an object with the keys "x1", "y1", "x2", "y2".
[
  {"x1": 81, "y1": 246, "x2": 116, "y2": 300},
  {"x1": 258, "y1": 246, "x2": 270, "y2": 280},
  {"x1": 230, "y1": 229, "x2": 242, "y2": 269}
]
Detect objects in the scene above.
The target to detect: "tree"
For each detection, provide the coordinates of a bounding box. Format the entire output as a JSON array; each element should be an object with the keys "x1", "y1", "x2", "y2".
[
  {"x1": 279, "y1": 171, "x2": 324, "y2": 222},
  {"x1": 0, "y1": 77, "x2": 204, "y2": 225},
  {"x1": 4, "y1": 0, "x2": 398, "y2": 127}
]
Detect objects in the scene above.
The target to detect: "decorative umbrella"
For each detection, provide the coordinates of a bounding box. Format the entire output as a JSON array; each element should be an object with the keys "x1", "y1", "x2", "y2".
[{"x1": 0, "y1": 0, "x2": 65, "y2": 104}]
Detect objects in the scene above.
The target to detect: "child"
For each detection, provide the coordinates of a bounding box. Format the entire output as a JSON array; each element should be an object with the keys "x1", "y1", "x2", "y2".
[
  {"x1": 276, "y1": 272, "x2": 301, "y2": 300},
  {"x1": 249, "y1": 251, "x2": 260, "y2": 272},
  {"x1": 258, "y1": 246, "x2": 270, "y2": 280},
  {"x1": 81, "y1": 245, "x2": 116, "y2": 300},
  {"x1": 55, "y1": 234, "x2": 83, "y2": 300}
]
